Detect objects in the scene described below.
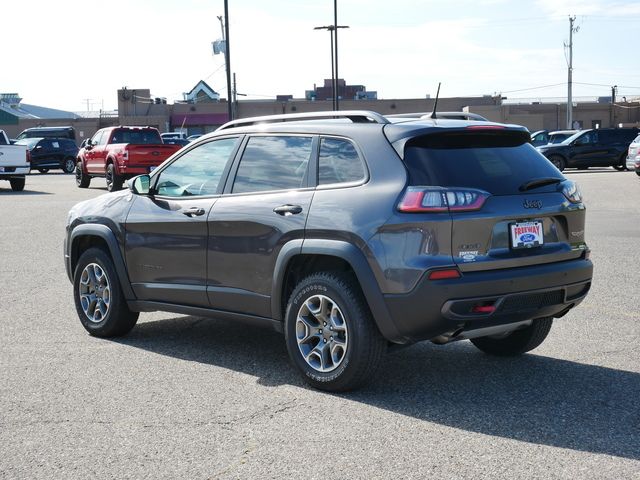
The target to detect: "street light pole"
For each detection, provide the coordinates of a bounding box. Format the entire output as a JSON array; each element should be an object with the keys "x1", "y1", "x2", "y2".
[{"x1": 314, "y1": 24, "x2": 349, "y2": 111}]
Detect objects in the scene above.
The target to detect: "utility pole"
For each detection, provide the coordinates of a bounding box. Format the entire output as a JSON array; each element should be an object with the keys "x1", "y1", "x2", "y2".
[
  {"x1": 333, "y1": 0, "x2": 340, "y2": 111},
  {"x1": 233, "y1": 72, "x2": 237, "y2": 119},
  {"x1": 223, "y1": 1, "x2": 233, "y2": 121},
  {"x1": 611, "y1": 85, "x2": 617, "y2": 127},
  {"x1": 565, "y1": 16, "x2": 578, "y2": 129}
]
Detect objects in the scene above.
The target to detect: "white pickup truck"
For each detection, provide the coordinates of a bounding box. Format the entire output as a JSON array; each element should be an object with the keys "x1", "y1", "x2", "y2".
[{"x1": 0, "y1": 130, "x2": 29, "y2": 191}]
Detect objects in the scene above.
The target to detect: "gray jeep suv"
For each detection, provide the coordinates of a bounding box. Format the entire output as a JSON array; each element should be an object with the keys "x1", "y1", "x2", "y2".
[{"x1": 64, "y1": 111, "x2": 593, "y2": 391}]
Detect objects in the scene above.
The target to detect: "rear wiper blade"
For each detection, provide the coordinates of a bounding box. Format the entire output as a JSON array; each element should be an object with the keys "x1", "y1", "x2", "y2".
[{"x1": 519, "y1": 177, "x2": 563, "y2": 192}]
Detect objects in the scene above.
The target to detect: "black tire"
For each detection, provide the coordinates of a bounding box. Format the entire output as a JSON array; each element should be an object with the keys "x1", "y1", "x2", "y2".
[
  {"x1": 470, "y1": 317, "x2": 553, "y2": 356},
  {"x1": 284, "y1": 271, "x2": 386, "y2": 392},
  {"x1": 548, "y1": 155, "x2": 565, "y2": 172},
  {"x1": 106, "y1": 163, "x2": 123, "y2": 192},
  {"x1": 75, "y1": 161, "x2": 91, "y2": 188},
  {"x1": 636, "y1": 170, "x2": 640, "y2": 177},
  {"x1": 612, "y1": 153, "x2": 627, "y2": 171},
  {"x1": 62, "y1": 157, "x2": 76, "y2": 174},
  {"x1": 73, "y1": 247, "x2": 139, "y2": 337},
  {"x1": 9, "y1": 177, "x2": 25, "y2": 192},
  {"x1": 38, "y1": 168, "x2": 50, "y2": 174}
]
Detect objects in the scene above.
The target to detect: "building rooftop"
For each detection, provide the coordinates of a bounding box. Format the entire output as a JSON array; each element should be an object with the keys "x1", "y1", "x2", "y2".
[{"x1": 0, "y1": 93, "x2": 80, "y2": 120}]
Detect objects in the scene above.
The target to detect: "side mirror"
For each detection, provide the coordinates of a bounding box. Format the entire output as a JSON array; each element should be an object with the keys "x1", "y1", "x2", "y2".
[{"x1": 129, "y1": 174, "x2": 151, "y2": 195}]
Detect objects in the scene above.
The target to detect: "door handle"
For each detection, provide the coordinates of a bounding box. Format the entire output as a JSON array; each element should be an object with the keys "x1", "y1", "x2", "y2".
[
  {"x1": 182, "y1": 207, "x2": 206, "y2": 217},
  {"x1": 273, "y1": 204, "x2": 303, "y2": 216}
]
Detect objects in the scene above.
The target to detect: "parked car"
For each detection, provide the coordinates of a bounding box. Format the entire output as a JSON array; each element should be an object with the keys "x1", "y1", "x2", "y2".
[
  {"x1": 530, "y1": 130, "x2": 549, "y2": 146},
  {"x1": 15, "y1": 137, "x2": 78, "y2": 173},
  {"x1": 537, "y1": 127, "x2": 640, "y2": 171},
  {"x1": 75, "y1": 126, "x2": 182, "y2": 191},
  {"x1": 162, "y1": 138, "x2": 190, "y2": 147},
  {"x1": 0, "y1": 129, "x2": 29, "y2": 191},
  {"x1": 16, "y1": 126, "x2": 76, "y2": 143},
  {"x1": 626, "y1": 133, "x2": 640, "y2": 173},
  {"x1": 161, "y1": 132, "x2": 187, "y2": 141},
  {"x1": 548, "y1": 130, "x2": 578, "y2": 144},
  {"x1": 64, "y1": 110, "x2": 593, "y2": 391}
]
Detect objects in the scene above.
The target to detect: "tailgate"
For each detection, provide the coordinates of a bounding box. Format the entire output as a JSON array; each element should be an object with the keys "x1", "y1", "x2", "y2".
[
  {"x1": 125, "y1": 144, "x2": 181, "y2": 166},
  {"x1": 0, "y1": 145, "x2": 28, "y2": 168},
  {"x1": 399, "y1": 129, "x2": 588, "y2": 274},
  {"x1": 450, "y1": 192, "x2": 586, "y2": 272}
]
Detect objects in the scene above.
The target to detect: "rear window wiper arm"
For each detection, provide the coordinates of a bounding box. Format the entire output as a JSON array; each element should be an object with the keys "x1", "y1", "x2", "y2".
[{"x1": 519, "y1": 177, "x2": 563, "y2": 192}]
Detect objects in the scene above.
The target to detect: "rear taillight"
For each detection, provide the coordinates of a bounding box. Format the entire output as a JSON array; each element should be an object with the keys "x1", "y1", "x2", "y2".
[
  {"x1": 398, "y1": 187, "x2": 489, "y2": 213},
  {"x1": 26, "y1": 150, "x2": 31, "y2": 163},
  {"x1": 122, "y1": 149, "x2": 129, "y2": 160},
  {"x1": 428, "y1": 268, "x2": 461, "y2": 280},
  {"x1": 562, "y1": 180, "x2": 582, "y2": 203}
]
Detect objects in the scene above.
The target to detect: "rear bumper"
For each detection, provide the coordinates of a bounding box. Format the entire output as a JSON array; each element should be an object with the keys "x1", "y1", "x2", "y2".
[
  {"x1": 0, "y1": 166, "x2": 29, "y2": 177},
  {"x1": 383, "y1": 258, "x2": 593, "y2": 342}
]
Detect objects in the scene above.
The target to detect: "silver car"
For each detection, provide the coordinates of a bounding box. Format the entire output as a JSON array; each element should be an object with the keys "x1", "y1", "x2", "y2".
[{"x1": 626, "y1": 134, "x2": 640, "y2": 171}]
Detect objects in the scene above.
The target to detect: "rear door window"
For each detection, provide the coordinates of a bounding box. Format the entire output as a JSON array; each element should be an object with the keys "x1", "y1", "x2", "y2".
[
  {"x1": 403, "y1": 133, "x2": 563, "y2": 195},
  {"x1": 232, "y1": 136, "x2": 312, "y2": 193},
  {"x1": 318, "y1": 137, "x2": 366, "y2": 185}
]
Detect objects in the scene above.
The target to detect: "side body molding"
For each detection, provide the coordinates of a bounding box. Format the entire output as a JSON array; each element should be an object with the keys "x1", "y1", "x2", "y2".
[
  {"x1": 68, "y1": 224, "x2": 136, "y2": 300},
  {"x1": 271, "y1": 238, "x2": 408, "y2": 344}
]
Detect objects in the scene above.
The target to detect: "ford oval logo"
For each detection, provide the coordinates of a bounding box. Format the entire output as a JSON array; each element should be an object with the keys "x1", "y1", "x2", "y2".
[
  {"x1": 523, "y1": 199, "x2": 543, "y2": 209},
  {"x1": 520, "y1": 233, "x2": 536, "y2": 242}
]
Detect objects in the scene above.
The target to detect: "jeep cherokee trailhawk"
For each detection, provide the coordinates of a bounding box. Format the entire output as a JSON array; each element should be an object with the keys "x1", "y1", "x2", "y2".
[{"x1": 64, "y1": 111, "x2": 593, "y2": 391}]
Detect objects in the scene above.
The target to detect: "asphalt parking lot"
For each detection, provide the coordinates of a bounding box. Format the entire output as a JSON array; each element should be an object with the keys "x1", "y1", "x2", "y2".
[{"x1": 1, "y1": 170, "x2": 639, "y2": 479}]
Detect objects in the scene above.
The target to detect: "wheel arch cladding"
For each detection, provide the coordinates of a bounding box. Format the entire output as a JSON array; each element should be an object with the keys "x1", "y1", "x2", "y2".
[
  {"x1": 70, "y1": 224, "x2": 136, "y2": 300},
  {"x1": 271, "y1": 238, "x2": 409, "y2": 343}
]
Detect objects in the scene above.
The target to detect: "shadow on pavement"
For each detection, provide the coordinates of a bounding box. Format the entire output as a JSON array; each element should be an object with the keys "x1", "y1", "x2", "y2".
[
  {"x1": 564, "y1": 168, "x2": 629, "y2": 175},
  {"x1": 0, "y1": 189, "x2": 52, "y2": 195},
  {"x1": 116, "y1": 315, "x2": 640, "y2": 461}
]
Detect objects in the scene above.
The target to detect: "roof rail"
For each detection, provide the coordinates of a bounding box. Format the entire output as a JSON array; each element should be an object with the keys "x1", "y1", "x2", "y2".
[
  {"x1": 217, "y1": 110, "x2": 389, "y2": 130},
  {"x1": 386, "y1": 112, "x2": 430, "y2": 118}
]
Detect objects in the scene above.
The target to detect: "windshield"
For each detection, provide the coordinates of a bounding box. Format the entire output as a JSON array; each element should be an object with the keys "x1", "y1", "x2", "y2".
[
  {"x1": 110, "y1": 129, "x2": 162, "y2": 145},
  {"x1": 560, "y1": 130, "x2": 589, "y2": 145},
  {"x1": 403, "y1": 133, "x2": 564, "y2": 195},
  {"x1": 15, "y1": 138, "x2": 42, "y2": 148},
  {"x1": 549, "y1": 133, "x2": 573, "y2": 144}
]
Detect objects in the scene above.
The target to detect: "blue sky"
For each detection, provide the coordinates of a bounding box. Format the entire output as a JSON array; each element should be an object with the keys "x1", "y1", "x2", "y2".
[{"x1": 4, "y1": 0, "x2": 640, "y2": 111}]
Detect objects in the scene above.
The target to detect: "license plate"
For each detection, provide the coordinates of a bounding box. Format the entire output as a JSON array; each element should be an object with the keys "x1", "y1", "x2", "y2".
[{"x1": 510, "y1": 221, "x2": 544, "y2": 249}]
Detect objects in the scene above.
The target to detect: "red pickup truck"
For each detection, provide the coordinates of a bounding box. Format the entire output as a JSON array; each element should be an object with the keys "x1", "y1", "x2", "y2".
[{"x1": 76, "y1": 126, "x2": 182, "y2": 191}]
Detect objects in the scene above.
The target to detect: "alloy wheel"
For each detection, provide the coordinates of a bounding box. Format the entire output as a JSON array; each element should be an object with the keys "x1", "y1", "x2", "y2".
[
  {"x1": 78, "y1": 263, "x2": 111, "y2": 323},
  {"x1": 295, "y1": 294, "x2": 348, "y2": 372}
]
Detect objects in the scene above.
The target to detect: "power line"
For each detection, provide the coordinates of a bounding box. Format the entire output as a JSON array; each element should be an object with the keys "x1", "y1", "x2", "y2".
[
  {"x1": 575, "y1": 82, "x2": 640, "y2": 90},
  {"x1": 500, "y1": 83, "x2": 566, "y2": 94}
]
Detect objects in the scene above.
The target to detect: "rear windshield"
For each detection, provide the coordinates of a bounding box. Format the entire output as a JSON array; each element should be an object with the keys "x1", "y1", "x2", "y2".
[
  {"x1": 110, "y1": 129, "x2": 161, "y2": 145},
  {"x1": 404, "y1": 133, "x2": 563, "y2": 195}
]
